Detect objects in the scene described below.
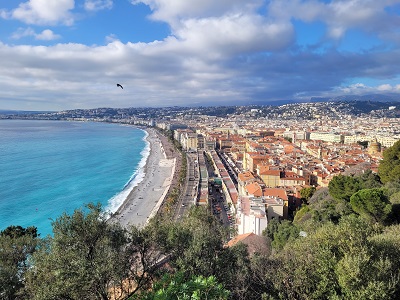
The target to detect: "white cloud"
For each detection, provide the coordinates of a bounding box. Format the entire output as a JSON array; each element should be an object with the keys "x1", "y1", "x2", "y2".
[
  {"x1": 0, "y1": 9, "x2": 9, "y2": 19},
  {"x1": 267, "y1": 0, "x2": 400, "y2": 40},
  {"x1": 339, "y1": 83, "x2": 368, "y2": 94},
  {"x1": 11, "y1": 27, "x2": 60, "y2": 40},
  {"x1": 338, "y1": 82, "x2": 399, "y2": 94},
  {"x1": 84, "y1": 0, "x2": 113, "y2": 11},
  {"x1": 267, "y1": 0, "x2": 325, "y2": 22},
  {"x1": 172, "y1": 14, "x2": 293, "y2": 58},
  {"x1": 352, "y1": 83, "x2": 367, "y2": 89},
  {"x1": 35, "y1": 29, "x2": 61, "y2": 40},
  {"x1": 105, "y1": 34, "x2": 119, "y2": 43},
  {"x1": 11, "y1": 27, "x2": 35, "y2": 39},
  {"x1": 0, "y1": 36, "x2": 400, "y2": 111},
  {"x1": 377, "y1": 83, "x2": 393, "y2": 91},
  {"x1": 325, "y1": 0, "x2": 387, "y2": 39},
  {"x1": 11, "y1": 0, "x2": 75, "y2": 25},
  {"x1": 132, "y1": 0, "x2": 262, "y2": 23},
  {"x1": 130, "y1": 0, "x2": 294, "y2": 60}
]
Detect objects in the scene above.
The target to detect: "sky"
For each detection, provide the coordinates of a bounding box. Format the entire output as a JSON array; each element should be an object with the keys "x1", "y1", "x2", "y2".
[{"x1": 1, "y1": 0, "x2": 400, "y2": 111}]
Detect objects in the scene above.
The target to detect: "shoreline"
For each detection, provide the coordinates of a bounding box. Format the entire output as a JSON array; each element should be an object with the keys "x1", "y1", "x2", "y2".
[{"x1": 111, "y1": 127, "x2": 176, "y2": 228}]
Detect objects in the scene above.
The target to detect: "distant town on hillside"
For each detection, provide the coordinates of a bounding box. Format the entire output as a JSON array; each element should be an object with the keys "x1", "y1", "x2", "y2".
[{"x1": 1, "y1": 100, "x2": 400, "y2": 121}]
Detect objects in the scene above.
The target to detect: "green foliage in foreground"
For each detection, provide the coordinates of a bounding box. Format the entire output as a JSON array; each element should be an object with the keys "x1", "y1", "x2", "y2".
[
  {"x1": 25, "y1": 203, "x2": 132, "y2": 299},
  {"x1": 131, "y1": 272, "x2": 229, "y2": 300},
  {"x1": 0, "y1": 225, "x2": 38, "y2": 299},
  {"x1": 269, "y1": 215, "x2": 400, "y2": 300}
]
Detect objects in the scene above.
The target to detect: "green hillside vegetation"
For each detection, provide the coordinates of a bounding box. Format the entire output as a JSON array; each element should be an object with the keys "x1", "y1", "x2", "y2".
[{"x1": 2, "y1": 141, "x2": 400, "y2": 299}]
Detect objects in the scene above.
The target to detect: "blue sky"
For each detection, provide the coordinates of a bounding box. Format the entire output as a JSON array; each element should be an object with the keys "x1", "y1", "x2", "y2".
[{"x1": 1, "y1": 0, "x2": 400, "y2": 110}]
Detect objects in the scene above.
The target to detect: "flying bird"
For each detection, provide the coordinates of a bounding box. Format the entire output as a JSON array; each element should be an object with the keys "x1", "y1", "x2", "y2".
[{"x1": 117, "y1": 83, "x2": 123, "y2": 89}]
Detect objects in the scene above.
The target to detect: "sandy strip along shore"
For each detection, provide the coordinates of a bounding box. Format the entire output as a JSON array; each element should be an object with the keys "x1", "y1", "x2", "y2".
[{"x1": 112, "y1": 127, "x2": 175, "y2": 228}]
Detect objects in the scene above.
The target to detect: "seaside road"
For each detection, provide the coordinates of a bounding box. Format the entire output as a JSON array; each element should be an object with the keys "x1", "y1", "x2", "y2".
[{"x1": 111, "y1": 128, "x2": 176, "y2": 229}]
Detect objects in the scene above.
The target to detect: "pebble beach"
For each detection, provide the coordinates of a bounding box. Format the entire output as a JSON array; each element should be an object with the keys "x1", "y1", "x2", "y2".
[{"x1": 112, "y1": 127, "x2": 176, "y2": 228}]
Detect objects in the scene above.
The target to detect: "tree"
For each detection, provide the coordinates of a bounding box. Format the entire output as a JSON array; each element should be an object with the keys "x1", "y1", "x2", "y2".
[
  {"x1": 299, "y1": 186, "x2": 316, "y2": 204},
  {"x1": 308, "y1": 187, "x2": 330, "y2": 204},
  {"x1": 328, "y1": 174, "x2": 360, "y2": 201},
  {"x1": 310, "y1": 197, "x2": 353, "y2": 224},
  {"x1": 383, "y1": 181, "x2": 400, "y2": 197},
  {"x1": 0, "y1": 226, "x2": 38, "y2": 299},
  {"x1": 146, "y1": 206, "x2": 259, "y2": 299},
  {"x1": 123, "y1": 224, "x2": 169, "y2": 298},
  {"x1": 266, "y1": 216, "x2": 400, "y2": 300},
  {"x1": 350, "y1": 188, "x2": 392, "y2": 224},
  {"x1": 389, "y1": 191, "x2": 400, "y2": 222},
  {"x1": 293, "y1": 205, "x2": 312, "y2": 224},
  {"x1": 132, "y1": 272, "x2": 230, "y2": 300},
  {"x1": 378, "y1": 140, "x2": 400, "y2": 184},
  {"x1": 303, "y1": 187, "x2": 353, "y2": 224},
  {"x1": 25, "y1": 203, "x2": 129, "y2": 300},
  {"x1": 264, "y1": 217, "x2": 280, "y2": 240},
  {"x1": 357, "y1": 169, "x2": 382, "y2": 189},
  {"x1": 271, "y1": 220, "x2": 299, "y2": 251},
  {"x1": 1, "y1": 225, "x2": 38, "y2": 239},
  {"x1": 357, "y1": 140, "x2": 369, "y2": 149},
  {"x1": 158, "y1": 206, "x2": 227, "y2": 278},
  {"x1": 215, "y1": 243, "x2": 254, "y2": 299}
]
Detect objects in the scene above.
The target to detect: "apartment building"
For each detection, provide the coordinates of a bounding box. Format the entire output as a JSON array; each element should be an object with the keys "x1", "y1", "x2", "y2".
[
  {"x1": 236, "y1": 195, "x2": 285, "y2": 235},
  {"x1": 309, "y1": 132, "x2": 344, "y2": 143}
]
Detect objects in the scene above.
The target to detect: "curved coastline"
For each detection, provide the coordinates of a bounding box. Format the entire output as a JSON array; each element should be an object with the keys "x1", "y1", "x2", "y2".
[
  {"x1": 105, "y1": 128, "x2": 150, "y2": 214},
  {"x1": 110, "y1": 127, "x2": 176, "y2": 228},
  {"x1": 0, "y1": 120, "x2": 151, "y2": 236}
]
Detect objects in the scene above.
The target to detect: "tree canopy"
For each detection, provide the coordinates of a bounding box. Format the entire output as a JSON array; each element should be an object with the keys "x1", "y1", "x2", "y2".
[
  {"x1": 132, "y1": 272, "x2": 230, "y2": 300},
  {"x1": 267, "y1": 216, "x2": 400, "y2": 300},
  {"x1": 299, "y1": 186, "x2": 316, "y2": 204},
  {"x1": 350, "y1": 188, "x2": 392, "y2": 224},
  {"x1": 0, "y1": 225, "x2": 38, "y2": 299},
  {"x1": 24, "y1": 203, "x2": 163, "y2": 300},
  {"x1": 328, "y1": 174, "x2": 360, "y2": 201},
  {"x1": 378, "y1": 140, "x2": 400, "y2": 184}
]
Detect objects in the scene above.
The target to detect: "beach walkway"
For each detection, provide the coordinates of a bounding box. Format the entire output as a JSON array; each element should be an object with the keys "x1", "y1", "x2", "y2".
[{"x1": 112, "y1": 127, "x2": 181, "y2": 228}]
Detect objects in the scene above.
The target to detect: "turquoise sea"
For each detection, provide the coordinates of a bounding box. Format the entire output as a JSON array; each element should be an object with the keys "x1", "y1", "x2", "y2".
[{"x1": 0, "y1": 120, "x2": 148, "y2": 236}]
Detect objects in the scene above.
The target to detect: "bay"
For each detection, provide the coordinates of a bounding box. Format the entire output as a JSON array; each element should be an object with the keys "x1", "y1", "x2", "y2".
[{"x1": 0, "y1": 119, "x2": 147, "y2": 236}]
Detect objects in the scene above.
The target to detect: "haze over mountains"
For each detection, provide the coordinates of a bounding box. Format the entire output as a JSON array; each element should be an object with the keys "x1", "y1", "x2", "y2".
[
  {"x1": 2, "y1": 94, "x2": 400, "y2": 115},
  {"x1": 0, "y1": 94, "x2": 400, "y2": 116},
  {"x1": 310, "y1": 93, "x2": 400, "y2": 103}
]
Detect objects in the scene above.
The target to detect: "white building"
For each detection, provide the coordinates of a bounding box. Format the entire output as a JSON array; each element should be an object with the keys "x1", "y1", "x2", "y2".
[
  {"x1": 309, "y1": 132, "x2": 344, "y2": 143},
  {"x1": 236, "y1": 195, "x2": 284, "y2": 235}
]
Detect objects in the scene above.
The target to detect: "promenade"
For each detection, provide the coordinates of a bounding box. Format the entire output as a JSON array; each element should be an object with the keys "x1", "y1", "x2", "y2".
[{"x1": 113, "y1": 128, "x2": 177, "y2": 228}]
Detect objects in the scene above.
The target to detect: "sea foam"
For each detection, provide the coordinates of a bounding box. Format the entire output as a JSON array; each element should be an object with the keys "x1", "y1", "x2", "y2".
[{"x1": 105, "y1": 129, "x2": 150, "y2": 214}]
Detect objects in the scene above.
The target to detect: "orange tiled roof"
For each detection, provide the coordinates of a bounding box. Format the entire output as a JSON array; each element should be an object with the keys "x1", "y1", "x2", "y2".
[
  {"x1": 226, "y1": 232, "x2": 255, "y2": 247},
  {"x1": 263, "y1": 188, "x2": 288, "y2": 201},
  {"x1": 284, "y1": 145, "x2": 295, "y2": 154},
  {"x1": 282, "y1": 171, "x2": 304, "y2": 180},
  {"x1": 246, "y1": 182, "x2": 263, "y2": 197},
  {"x1": 238, "y1": 171, "x2": 255, "y2": 182},
  {"x1": 260, "y1": 169, "x2": 280, "y2": 176}
]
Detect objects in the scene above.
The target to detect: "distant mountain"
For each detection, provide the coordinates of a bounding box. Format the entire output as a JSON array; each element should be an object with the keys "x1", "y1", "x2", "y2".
[
  {"x1": 223, "y1": 93, "x2": 400, "y2": 108},
  {"x1": 0, "y1": 110, "x2": 18, "y2": 115},
  {"x1": 310, "y1": 93, "x2": 400, "y2": 103},
  {"x1": 0, "y1": 110, "x2": 53, "y2": 115}
]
